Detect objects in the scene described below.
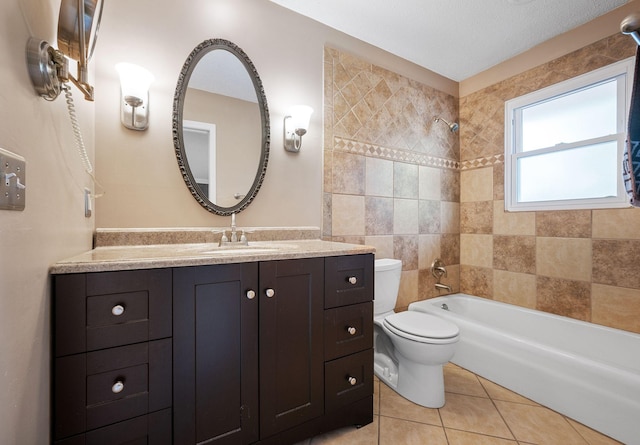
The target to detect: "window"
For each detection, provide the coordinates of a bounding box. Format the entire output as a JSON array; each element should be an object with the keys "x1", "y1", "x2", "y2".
[{"x1": 504, "y1": 58, "x2": 634, "y2": 211}]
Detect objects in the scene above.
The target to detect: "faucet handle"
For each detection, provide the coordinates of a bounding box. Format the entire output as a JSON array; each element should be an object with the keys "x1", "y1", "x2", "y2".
[{"x1": 431, "y1": 258, "x2": 447, "y2": 279}]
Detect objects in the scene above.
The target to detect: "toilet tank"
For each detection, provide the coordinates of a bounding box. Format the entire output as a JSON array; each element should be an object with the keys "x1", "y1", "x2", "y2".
[{"x1": 374, "y1": 258, "x2": 402, "y2": 315}]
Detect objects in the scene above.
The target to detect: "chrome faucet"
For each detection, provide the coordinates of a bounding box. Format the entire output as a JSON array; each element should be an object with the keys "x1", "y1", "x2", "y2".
[
  {"x1": 230, "y1": 212, "x2": 237, "y2": 242},
  {"x1": 431, "y1": 258, "x2": 452, "y2": 293},
  {"x1": 218, "y1": 213, "x2": 249, "y2": 246}
]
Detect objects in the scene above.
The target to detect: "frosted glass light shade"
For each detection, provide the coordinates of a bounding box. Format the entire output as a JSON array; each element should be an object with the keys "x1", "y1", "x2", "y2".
[
  {"x1": 288, "y1": 105, "x2": 313, "y2": 134},
  {"x1": 284, "y1": 105, "x2": 313, "y2": 152},
  {"x1": 115, "y1": 63, "x2": 154, "y2": 130}
]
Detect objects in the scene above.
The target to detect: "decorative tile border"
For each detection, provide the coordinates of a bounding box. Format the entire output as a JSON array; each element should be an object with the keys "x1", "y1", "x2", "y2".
[
  {"x1": 334, "y1": 136, "x2": 504, "y2": 172},
  {"x1": 461, "y1": 154, "x2": 504, "y2": 170},
  {"x1": 334, "y1": 137, "x2": 460, "y2": 170}
]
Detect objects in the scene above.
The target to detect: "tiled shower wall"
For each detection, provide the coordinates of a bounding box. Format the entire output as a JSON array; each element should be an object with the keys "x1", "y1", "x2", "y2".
[
  {"x1": 323, "y1": 48, "x2": 460, "y2": 310},
  {"x1": 459, "y1": 33, "x2": 640, "y2": 334}
]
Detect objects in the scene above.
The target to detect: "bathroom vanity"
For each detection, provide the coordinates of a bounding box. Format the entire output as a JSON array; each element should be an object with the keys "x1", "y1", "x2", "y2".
[{"x1": 50, "y1": 237, "x2": 374, "y2": 445}]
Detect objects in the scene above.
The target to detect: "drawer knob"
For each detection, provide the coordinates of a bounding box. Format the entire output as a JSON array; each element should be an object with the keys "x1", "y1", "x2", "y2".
[
  {"x1": 348, "y1": 376, "x2": 357, "y2": 386},
  {"x1": 347, "y1": 326, "x2": 357, "y2": 335},
  {"x1": 348, "y1": 276, "x2": 357, "y2": 285},
  {"x1": 111, "y1": 305, "x2": 125, "y2": 316},
  {"x1": 111, "y1": 381, "x2": 124, "y2": 394},
  {"x1": 265, "y1": 288, "x2": 275, "y2": 298},
  {"x1": 246, "y1": 290, "x2": 256, "y2": 300}
]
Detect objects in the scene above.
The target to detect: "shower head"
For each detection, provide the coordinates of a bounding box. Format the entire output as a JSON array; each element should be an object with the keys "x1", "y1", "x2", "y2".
[
  {"x1": 434, "y1": 117, "x2": 459, "y2": 133},
  {"x1": 621, "y1": 12, "x2": 640, "y2": 46}
]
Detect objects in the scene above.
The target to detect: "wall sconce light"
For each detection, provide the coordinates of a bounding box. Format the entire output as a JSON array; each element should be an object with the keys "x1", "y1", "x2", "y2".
[
  {"x1": 284, "y1": 105, "x2": 313, "y2": 152},
  {"x1": 115, "y1": 63, "x2": 155, "y2": 131}
]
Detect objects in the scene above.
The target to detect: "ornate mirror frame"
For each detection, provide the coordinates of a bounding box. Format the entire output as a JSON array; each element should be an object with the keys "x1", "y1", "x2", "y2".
[{"x1": 172, "y1": 39, "x2": 270, "y2": 216}]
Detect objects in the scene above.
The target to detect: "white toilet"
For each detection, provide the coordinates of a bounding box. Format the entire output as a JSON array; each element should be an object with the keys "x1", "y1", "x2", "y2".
[{"x1": 374, "y1": 258, "x2": 459, "y2": 408}]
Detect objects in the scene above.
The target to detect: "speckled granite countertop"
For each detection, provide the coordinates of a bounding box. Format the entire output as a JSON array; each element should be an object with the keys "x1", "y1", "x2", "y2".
[
  {"x1": 93, "y1": 227, "x2": 323, "y2": 247},
  {"x1": 50, "y1": 239, "x2": 376, "y2": 274}
]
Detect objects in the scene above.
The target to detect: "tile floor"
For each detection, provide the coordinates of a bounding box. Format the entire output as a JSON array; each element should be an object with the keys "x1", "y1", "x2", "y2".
[{"x1": 296, "y1": 364, "x2": 622, "y2": 445}]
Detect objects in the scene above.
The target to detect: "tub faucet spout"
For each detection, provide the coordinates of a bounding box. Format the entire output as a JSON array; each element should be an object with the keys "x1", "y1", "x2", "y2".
[{"x1": 435, "y1": 283, "x2": 452, "y2": 293}]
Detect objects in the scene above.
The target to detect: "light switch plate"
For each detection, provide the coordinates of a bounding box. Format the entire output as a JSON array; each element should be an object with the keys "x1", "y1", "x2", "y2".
[{"x1": 0, "y1": 147, "x2": 26, "y2": 211}]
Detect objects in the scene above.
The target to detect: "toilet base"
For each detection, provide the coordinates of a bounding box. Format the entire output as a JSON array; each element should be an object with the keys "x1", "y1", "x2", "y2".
[
  {"x1": 397, "y1": 359, "x2": 445, "y2": 408},
  {"x1": 374, "y1": 353, "x2": 446, "y2": 409},
  {"x1": 374, "y1": 352, "x2": 399, "y2": 388}
]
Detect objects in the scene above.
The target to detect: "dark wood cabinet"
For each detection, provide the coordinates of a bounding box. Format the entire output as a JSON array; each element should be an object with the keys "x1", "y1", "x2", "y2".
[
  {"x1": 173, "y1": 262, "x2": 260, "y2": 445},
  {"x1": 52, "y1": 253, "x2": 373, "y2": 445},
  {"x1": 52, "y1": 268, "x2": 173, "y2": 444},
  {"x1": 258, "y1": 259, "x2": 324, "y2": 437},
  {"x1": 173, "y1": 258, "x2": 325, "y2": 443}
]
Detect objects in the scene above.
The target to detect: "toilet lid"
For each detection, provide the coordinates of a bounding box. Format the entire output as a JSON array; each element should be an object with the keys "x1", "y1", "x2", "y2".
[{"x1": 383, "y1": 311, "x2": 459, "y2": 343}]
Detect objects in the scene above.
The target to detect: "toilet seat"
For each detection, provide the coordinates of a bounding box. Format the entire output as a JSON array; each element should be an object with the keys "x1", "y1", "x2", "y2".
[{"x1": 383, "y1": 311, "x2": 459, "y2": 345}]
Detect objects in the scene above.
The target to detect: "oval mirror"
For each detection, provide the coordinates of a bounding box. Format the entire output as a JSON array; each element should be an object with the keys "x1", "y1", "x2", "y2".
[{"x1": 173, "y1": 39, "x2": 270, "y2": 216}]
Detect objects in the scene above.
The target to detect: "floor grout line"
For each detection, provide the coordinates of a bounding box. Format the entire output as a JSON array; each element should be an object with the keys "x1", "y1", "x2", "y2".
[{"x1": 478, "y1": 375, "x2": 521, "y2": 443}]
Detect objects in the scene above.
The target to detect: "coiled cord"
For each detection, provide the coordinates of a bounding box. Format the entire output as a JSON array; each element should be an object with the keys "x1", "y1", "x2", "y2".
[{"x1": 63, "y1": 83, "x2": 94, "y2": 174}]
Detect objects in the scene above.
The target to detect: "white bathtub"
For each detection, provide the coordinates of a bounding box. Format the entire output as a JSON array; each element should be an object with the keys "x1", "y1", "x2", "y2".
[{"x1": 409, "y1": 293, "x2": 640, "y2": 445}]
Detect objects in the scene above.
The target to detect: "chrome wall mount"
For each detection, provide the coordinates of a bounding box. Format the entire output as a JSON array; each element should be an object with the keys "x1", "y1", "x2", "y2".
[{"x1": 26, "y1": 0, "x2": 103, "y2": 102}]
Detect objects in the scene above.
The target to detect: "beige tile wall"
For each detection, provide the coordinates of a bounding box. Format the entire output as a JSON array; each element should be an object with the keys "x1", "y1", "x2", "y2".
[
  {"x1": 459, "y1": 33, "x2": 640, "y2": 334},
  {"x1": 324, "y1": 48, "x2": 460, "y2": 309},
  {"x1": 324, "y1": 36, "x2": 640, "y2": 334}
]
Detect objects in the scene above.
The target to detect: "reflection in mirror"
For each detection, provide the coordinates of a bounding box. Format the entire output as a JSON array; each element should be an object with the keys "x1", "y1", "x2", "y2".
[
  {"x1": 183, "y1": 120, "x2": 216, "y2": 200},
  {"x1": 173, "y1": 39, "x2": 270, "y2": 216}
]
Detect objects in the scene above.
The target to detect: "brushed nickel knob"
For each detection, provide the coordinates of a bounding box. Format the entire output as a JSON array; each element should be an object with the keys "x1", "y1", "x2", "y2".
[
  {"x1": 112, "y1": 381, "x2": 124, "y2": 394},
  {"x1": 111, "y1": 305, "x2": 125, "y2": 316},
  {"x1": 347, "y1": 326, "x2": 357, "y2": 335},
  {"x1": 265, "y1": 288, "x2": 275, "y2": 298},
  {"x1": 246, "y1": 290, "x2": 256, "y2": 300},
  {"x1": 348, "y1": 276, "x2": 357, "y2": 285},
  {"x1": 348, "y1": 376, "x2": 357, "y2": 386}
]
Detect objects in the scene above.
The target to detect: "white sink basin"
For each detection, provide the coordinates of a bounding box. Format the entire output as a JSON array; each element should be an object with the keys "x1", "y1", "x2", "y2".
[
  {"x1": 199, "y1": 247, "x2": 278, "y2": 255},
  {"x1": 195, "y1": 243, "x2": 298, "y2": 256}
]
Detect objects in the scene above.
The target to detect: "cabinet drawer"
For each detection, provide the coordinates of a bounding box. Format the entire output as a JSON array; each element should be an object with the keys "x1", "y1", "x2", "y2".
[
  {"x1": 54, "y1": 268, "x2": 172, "y2": 356},
  {"x1": 325, "y1": 255, "x2": 373, "y2": 309},
  {"x1": 54, "y1": 408, "x2": 172, "y2": 445},
  {"x1": 54, "y1": 339, "x2": 172, "y2": 440},
  {"x1": 86, "y1": 290, "x2": 151, "y2": 352},
  {"x1": 325, "y1": 349, "x2": 374, "y2": 411},
  {"x1": 324, "y1": 302, "x2": 373, "y2": 361}
]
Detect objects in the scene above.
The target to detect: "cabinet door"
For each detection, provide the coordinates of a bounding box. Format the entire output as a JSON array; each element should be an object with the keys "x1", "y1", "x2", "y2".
[
  {"x1": 173, "y1": 263, "x2": 259, "y2": 445},
  {"x1": 259, "y1": 258, "x2": 324, "y2": 438}
]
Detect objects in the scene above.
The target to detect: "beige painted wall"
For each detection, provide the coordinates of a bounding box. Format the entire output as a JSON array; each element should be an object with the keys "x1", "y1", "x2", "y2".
[
  {"x1": 93, "y1": 0, "x2": 455, "y2": 229},
  {"x1": 0, "y1": 0, "x2": 95, "y2": 442}
]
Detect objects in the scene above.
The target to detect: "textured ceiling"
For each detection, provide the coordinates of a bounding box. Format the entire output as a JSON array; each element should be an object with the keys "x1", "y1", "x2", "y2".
[{"x1": 269, "y1": 0, "x2": 629, "y2": 81}]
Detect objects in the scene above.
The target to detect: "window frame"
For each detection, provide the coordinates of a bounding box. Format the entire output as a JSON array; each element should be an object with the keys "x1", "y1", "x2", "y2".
[{"x1": 504, "y1": 57, "x2": 634, "y2": 212}]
